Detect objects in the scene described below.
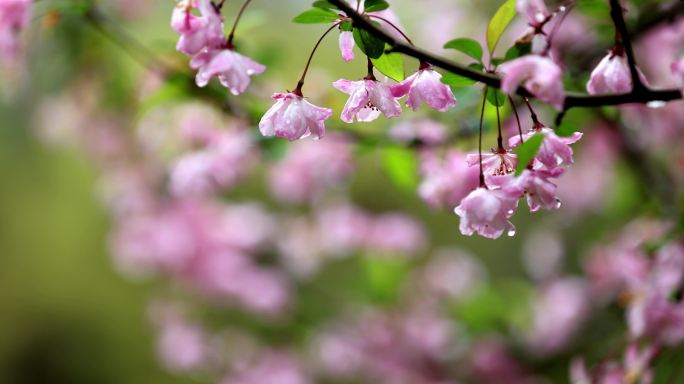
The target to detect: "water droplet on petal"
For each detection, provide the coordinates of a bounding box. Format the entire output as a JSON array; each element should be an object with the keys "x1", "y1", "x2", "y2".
[
  {"x1": 507, "y1": 228, "x2": 516, "y2": 237},
  {"x1": 647, "y1": 100, "x2": 666, "y2": 109}
]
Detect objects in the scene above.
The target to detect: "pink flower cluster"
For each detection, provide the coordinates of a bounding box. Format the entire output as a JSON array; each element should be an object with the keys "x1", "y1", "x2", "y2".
[{"x1": 171, "y1": 0, "x2": 265, "y2": 94}]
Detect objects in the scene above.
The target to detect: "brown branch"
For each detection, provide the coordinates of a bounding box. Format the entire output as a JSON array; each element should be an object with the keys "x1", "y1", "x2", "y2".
[{"x1": 328, "y1": 0, "x2": 682, "y2": 114}]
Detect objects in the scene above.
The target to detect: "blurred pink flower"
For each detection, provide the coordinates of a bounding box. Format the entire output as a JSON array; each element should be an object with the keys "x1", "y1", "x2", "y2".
[
  {"x1": 672, "y1": 57, "x2": 684, "y2": 95},
  {"x1": 454, "y1": 187, "x2": 519, "y2": 239},
  {"x1": 571, "y1": 344, "x2": 656, "y2": 384},
  {"x1": 391, "y1": 67, "x2": 457, "y2": 112},
  {"x1": 170, "y1": 128, "x2": 256, "y2": 197},
  {"x1": 470, "y1": 340, "x2": 533, "y2": 384},
  {"x1": 191, "y1": 48, "x2": 266, "y2": 94},
  {"x1": 419, "y1": 150, "x2": 479, "y2": 209},
  {"x1": 499, "y1": 55, "x2": 565, "y2": 110},
  {"x1": 223, "y1": 353, "x2": 309, "y2": 384},
  {"x1": 268, "y1": 134, "x2": 353, "y2": 203},
  {"x1": 155, "y1": 314, "x2": 211, "y2": 373},
  {"x1": 0, "y1": 0, "x2": 31, "y2": 62},
  {"x1": 587, "y1": 52, "x2": 647, "y2": 95},
  {"x1": 259, "y1": 92, "x2": 332, "y2": 140},
  {"x1": 317, "y1": 203, "x2": 370, "y2": 256},
  {"x1": 338, "y1": 31, "x2": 355, "y2": 62},
  {"x1": 421, "y1": 248, "x2": 487, "y2": 301},
  {"x1": 365, "y1": 213, "x2": 426, "y2": 255},
  {"x1": 171, "y1": 0, "x2": 224, "y2": 56},
  {"x1": 516, "y1": 0, "x2": 549, "y2": 26},
  {"x1": 389, "y1": 119, "x2": 448, "y2": 145},
  {"x1": 333, "y1": 79, "x2": 402, "y2": 123},
  {"x1": 526, "y1": 278, "x2": 590, "y2": 355}
]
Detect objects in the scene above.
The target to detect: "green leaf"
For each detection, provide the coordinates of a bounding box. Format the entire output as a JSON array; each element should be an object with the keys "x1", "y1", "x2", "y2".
[
  {"x1": 487, "y1": 0, "x2": 517, "y2": 54},
  {"x1": 292, "y1": 8, "x2": 339, "y2": 23},
  {"x1": 353, "y1": 27, "x2": 385, "y2": 59},
  {"x1": 514, "y1": 133, "x2": 544, "y2": 175},
  {"x1": 381, "y1": 146, "x2": 419, "y2": 191},
  {"x1": 504, "y1": 42, "x2": 531, "y2": 61},
  {"x1": 339, "y1": 19, "x2": 353, "y2": 31},
  {"x1": 443, "y1": 38, "x2": 483, "y2": 62},
  {"x1": 312, "y1": 0, "x2": 338, "y2": 10},
  {"x1": 364, "y1": 0, "x2": 390, "y2": 12},
  {"x1": 486, "y1": 87, "x2": 506, "y2": 107},
  {"x1": 371, "y1": 50, "x2": 404, "y2": 82},
  {"x1": 441, "y1": 72, "x2": 477, "y2": 87}
]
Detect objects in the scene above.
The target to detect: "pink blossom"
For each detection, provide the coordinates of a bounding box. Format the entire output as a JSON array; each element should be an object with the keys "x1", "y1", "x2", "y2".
[
  {"x1": 499, "y1": 55, "x2": 566, "y2": 110},
  {"x1": 171, "y1": 0, "x2": 224, "y2": 56},
  {"x1": 466, "y1": 151, "x2": 518, "y2": 185},
  {"x1": 516, "y1": 0, "x2": 550, "y2": 26},
  {"x1": 421, "y1": 248, "x2": 487, "y2": 301},
  {"x1": 268, "y1": 134, "x2": 353, "y2": 203},
  {"x1": 571, "y1": 344, "x2": 656, "y2": 384},
  {"x1": 454, "y1": 187, "x2": 519, "y2": 239},
  {"x1": 190, "y1": 49, "x2": 266, "y2": 94},
  {"x1": 0, "y1": 0, "x2": 31, "y2": 61},
  {"x1": 509, "y1": 126, "x2": 583, "y2": 170},
  {"x1": 419, "y1": 150, "x2": 479, "y2": 209},
  {"x1": 333, "y1": 79, "x2": 402, "y2": 123},
  {"x1": 259, "y1": 92, "x2": 332, "y2": 141},
  {"x1": 317, "y1": 204, "x2": 370, "y2": 256},
  {"x1": 391, "y1": 67, "x2": 457, "y2": 112},
  {"x1": 470, "y1": 340, "x2": 532, "y2": 384},
  {"x1": 587, "y1": 53, "x2": 646, "y2": 95},
  {"x1": 512, "y1": 169, "x2": 562, "y2": 212},
  {"x1": 339, "y1": 31, "x2": 355, "y2": 62},
  {"x1": 672, "y1": 57, "x2": 684, "y2": 95}
]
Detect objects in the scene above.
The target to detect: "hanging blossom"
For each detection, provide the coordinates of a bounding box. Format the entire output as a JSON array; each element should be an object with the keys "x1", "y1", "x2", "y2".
[
  {"x1": 587, "y1": 49, "x2": 648, "y2": 95},
  {"x1": 259, "y1": 92, "x2": 333, "y2": 141},
  {"x1": 339, "y1": 30, "x2": 355, "y2": 62},
  {"x1": 391, "y1": 64, "x2": 457, "y2": 112},
  {"x1": 454, "y1": 187, "x2": 520, "y2": 239},
  {"x1": 509, "y1": 125, "x2": 583, "y2": 172},
  {"x1": 672, "y1": 57, "x2": 684, "y2": 95},
  {"x1": 171, "y1": 0, "x2": 265, "y2": 94},
  {"x1": 571, "y1": 344, "x2": 657, "y2": 384},
  {"x1": 333, "y1": 78, "x2": 402, "y2": 123},
  {"x1": 0, "y1": 0, "x2": 31, "y2": 62},
  {"x1": 335, "y1": 0, "x2": 404, "y2": 62},
  {"x1": 499, "y1": 55, "x2": 566, "y2": 110}
]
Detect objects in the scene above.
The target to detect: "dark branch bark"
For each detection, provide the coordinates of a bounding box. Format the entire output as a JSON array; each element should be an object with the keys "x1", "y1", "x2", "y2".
[{"x1": 328, "y1": 0, "x2": 682, "y2": 114}]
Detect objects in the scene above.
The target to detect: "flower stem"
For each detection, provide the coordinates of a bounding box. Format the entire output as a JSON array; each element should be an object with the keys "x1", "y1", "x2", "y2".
[
  {"x1": 478, "y1": 87, "x2": 488, "y2": 188},
  {"x1": 227, "y1": 0, "x2": 252, "y2": 48},
  {"x1": 294, "y1": 22, "x2": 341, "y2": 96},
  {"x1": 495, "y1": 98, "x2": 504, "y2": 153},
  {"x1": 509, "y1": 96, "x2": 524, "y2": 143}
]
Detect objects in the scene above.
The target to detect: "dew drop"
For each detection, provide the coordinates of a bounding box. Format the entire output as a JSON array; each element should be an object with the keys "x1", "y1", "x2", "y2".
[{"x1": 507, "y1": 228, "x2": 516, "y2": 237}]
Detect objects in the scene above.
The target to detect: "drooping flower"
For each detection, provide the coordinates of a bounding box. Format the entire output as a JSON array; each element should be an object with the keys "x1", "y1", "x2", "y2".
[
  {"x1": 672, "y1": 57, "x2": 684, "y2": 95},
  {"x1": 509, "y1": 126, "x2": 583, "y2": 170},
  {"x1": 516, "y1": 0, "x2": 550, "y2": 26},
  {"x1": 171, "y1": 0, "x2": 224, "y2": 57},
  {"x1": 391, "y1": 66, "x2": 457, "y2": 112},
  {"x1": 191, "y1": 49, "x2": 266, "y2": 94},
  {"x1": 454, "y1": 187, "x2": 519, "y2": 239},
  {"x1": 259, "y1": 92, "x2": 332, "y2": 140},
  {"x1": 0, "y1": 0, "x2": 31, "y2": 62},
  {"x1": 339, "y1": 31, "x2": 355, "y2": 62},
  {"x1": 587, "y1": 52, "x2": 647, "y2": 95},
  {"x1": 333, "y1": 79, "x2": 402, "y2": 123},
  {"x1": 512, "y1": 169, "x2": 563, "y2": 212},
  {"x1": 466, "y1": 150, "x2": 518, "y2": 185},
  {"x1": 499, "y1": 55, "x2": 566, "y2": 110}
]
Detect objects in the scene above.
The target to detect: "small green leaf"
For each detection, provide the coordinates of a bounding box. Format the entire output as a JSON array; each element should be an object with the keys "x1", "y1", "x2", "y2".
[
  {"x1": 441, "y1": 72, "x2": 477, "y2": 87},
  {"x1": 339, "y1": 19, "x2": 353, "y2": 31},
  {"x1": 486, "y1": 87, "x2": 506, "y2": 107},
  {"x1": 353, "y1": 27, "x2": 385, "y2": 59},
  {"x1": 443, "y1": 38, "x2": 483, "y2": 62},
  {"x1": 514, "y1": 133, "x2": 544, "y2": 175},
  {"x1": 371, "y1": 50, "x2": 404, "y2": 82},
  {"x1": 364, "y1": 0, "x2": 390, "y2": 12},
  {"x1": 381, "y1": 146, "x2": 419, "y2": 190},
  {"x1": 293, "y1": 8, "x2": 339, "y2": 23},
  {"x1": 312, "y1": 0, "x2": 338, "y2": 10},
  {"x1": 487, "y1": 0, "x2": 517, "y2": 54},
  {"x1": 504, "y1": 42, "x2": 531, "y2": 61},
  {"x1": 362, "y1": 256, "x2": 409, "y2": 304}
]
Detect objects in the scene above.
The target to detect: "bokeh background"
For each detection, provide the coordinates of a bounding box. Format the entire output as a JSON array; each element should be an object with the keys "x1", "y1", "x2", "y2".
[{"x1": 0, "y1": 0, "x2": 683, "y2": 383}]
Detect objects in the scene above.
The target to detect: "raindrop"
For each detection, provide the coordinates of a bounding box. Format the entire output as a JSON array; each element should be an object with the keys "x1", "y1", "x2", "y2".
[{"x1": 647, "y1": 100, "x2": 667, "y2": 109}]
